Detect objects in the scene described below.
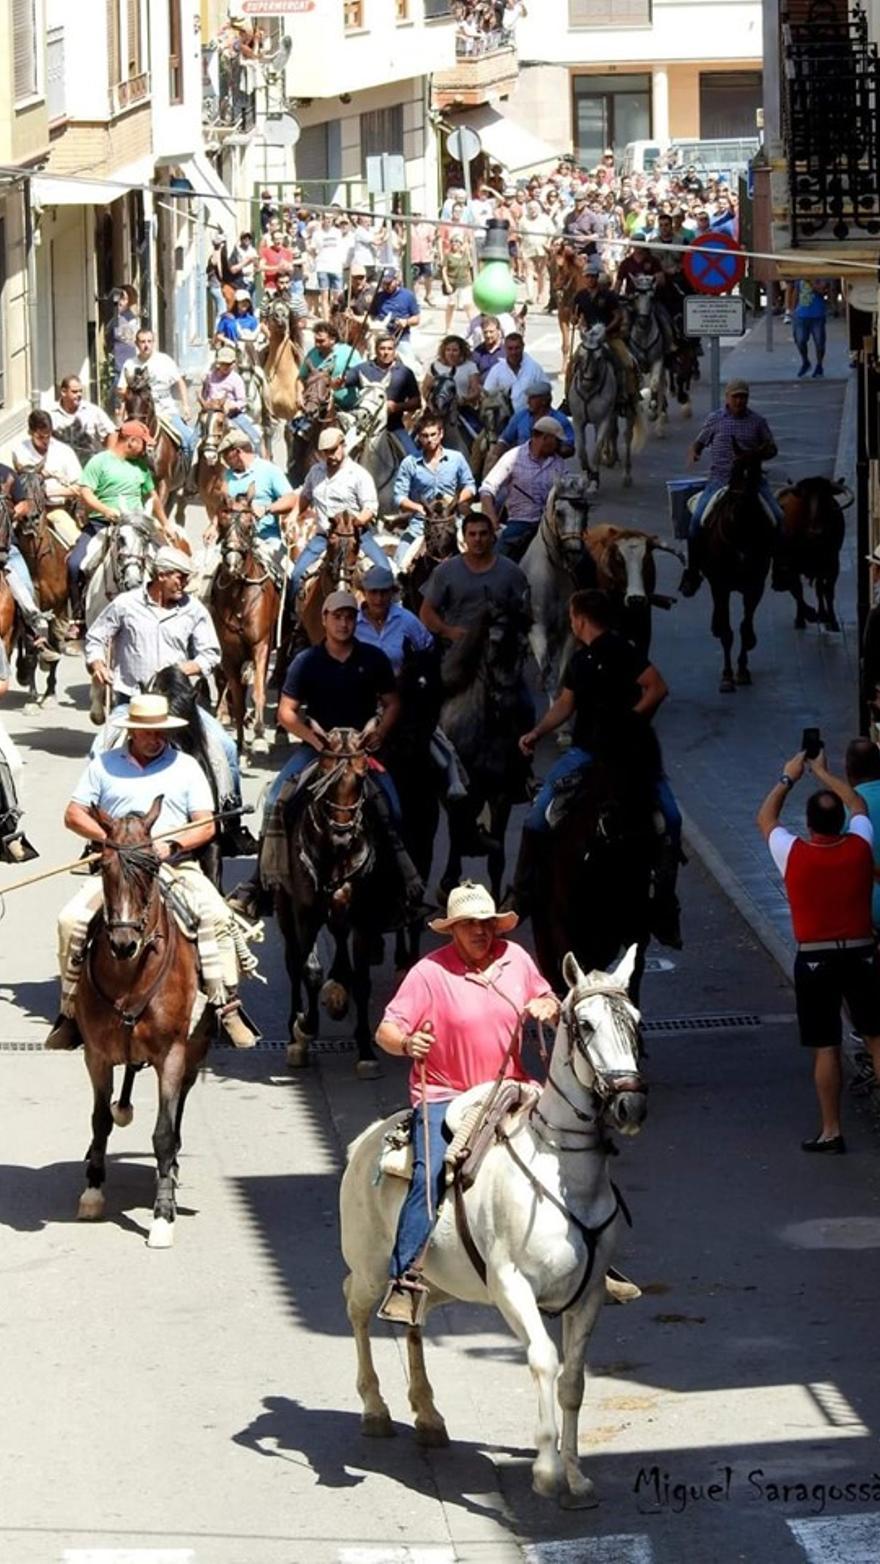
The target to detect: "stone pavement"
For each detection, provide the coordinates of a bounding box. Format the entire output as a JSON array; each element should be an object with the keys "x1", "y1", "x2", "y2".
[{"x1": 517, "y1": 307, "x2": 858, "y2": 971}]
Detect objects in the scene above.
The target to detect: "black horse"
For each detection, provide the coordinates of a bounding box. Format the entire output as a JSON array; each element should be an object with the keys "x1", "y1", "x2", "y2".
[
  {"x1": 699, "y1": 449, "x2": 775, "y2": 693},
  {"x1": 383, "y1": 638, "x2": 444, "y2": 970},
  {"x1": 438, "y1": 606, "x2": 534, "y2": 902}
]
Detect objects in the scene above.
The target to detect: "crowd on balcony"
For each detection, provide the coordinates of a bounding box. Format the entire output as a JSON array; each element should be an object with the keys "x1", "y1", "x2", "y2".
[{"x1": 452, "y1": 0, "x2": 526, "y2": 56}]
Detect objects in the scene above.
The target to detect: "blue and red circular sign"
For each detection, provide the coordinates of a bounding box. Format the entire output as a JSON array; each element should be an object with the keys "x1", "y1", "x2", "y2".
[{"x1": 682, "y1": 232, "x2": 746, "y2": 296}]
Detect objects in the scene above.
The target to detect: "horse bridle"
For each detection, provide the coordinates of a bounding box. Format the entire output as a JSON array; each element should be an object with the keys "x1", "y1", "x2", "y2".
[
  {"x1": 540, "y1": 486, "x2": 586, "y2": 574},
  {"x1": 100, "y1": 841, "x2": 161, "y2": 943},
  {"x1": 217, "y1": 510, "x2": 270, "y2": 587},
  {"x1": 528, "y1": 987, "x2": 644, "y2": 1149}
]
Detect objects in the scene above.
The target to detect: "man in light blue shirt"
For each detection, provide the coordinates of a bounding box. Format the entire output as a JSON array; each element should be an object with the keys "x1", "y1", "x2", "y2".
[
  {"x1": 498, "y1": 380, "x2": 575, "y2": 457},
  {"x1": 392, "y1": 416, "x2": 475, "y2": 567},
  {"x1": 220, "y1": 430, "x2": 294, "y2": 540},
  {"x1": 355, "y1": 564, "x2": 434, "y2": 675}
]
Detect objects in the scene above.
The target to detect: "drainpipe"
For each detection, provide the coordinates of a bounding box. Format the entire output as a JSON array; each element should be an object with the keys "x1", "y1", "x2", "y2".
[{"x1": 22, "y1": 175, "x2": 41, "y2": 410}]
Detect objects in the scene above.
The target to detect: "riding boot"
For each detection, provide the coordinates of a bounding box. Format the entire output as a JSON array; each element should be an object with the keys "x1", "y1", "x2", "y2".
[
  {"x1": 45, "y1": 1004, "x2": 82, "y2": 1050},
  {"x1": 678, "y1": 537, "x2": 702, "y2": 598},
  {"x1": 226, "y1": 863, "x2": 273, "y2": 922},
  {"x1": 503, "y1": 827, "x2": 541, "y2": 920},
  {"x1": 604, "y1": 1266, "x2": 642, "y2": 1304},
  {"x1": 368, "y1": 784, "x2": 425, "y2": 914},
  {"x1": 210, "y1": 986, "x2": 262, "y2": 1048}
]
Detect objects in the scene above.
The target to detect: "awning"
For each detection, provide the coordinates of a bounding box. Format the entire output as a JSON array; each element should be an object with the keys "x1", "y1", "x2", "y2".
[
  {"x1": 446, "y1": 106, "x2": 558, "y2": 177},
  {"x1": 171, "y1": 151, "x2": 238, "y2": 232},
  {"x1": 31, "y1": 173, "x2": 130, "y2": 206}
]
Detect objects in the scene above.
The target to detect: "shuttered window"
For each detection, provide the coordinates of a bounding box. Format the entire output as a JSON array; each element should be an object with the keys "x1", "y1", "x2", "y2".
[
  {"x1": 168, "y1": 0, "x2": 183, "y2": 102},
  {"x1": 568, "y1": 0, "x2": 651, "y2": 25},
  {"x1": 107, "y1": 0, "x2": 121, "y2": 85},
  {"x1": 13, "y1": 0, "x2": 39, "y2": 101},
  {"x1": 126, "y1": 0, "x2": 142, "y2": 76}
]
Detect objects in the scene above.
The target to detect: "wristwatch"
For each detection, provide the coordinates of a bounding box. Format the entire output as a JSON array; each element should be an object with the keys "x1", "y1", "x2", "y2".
[{"x1": 779, "y1": 773, "x2": 794, "y2": 789}]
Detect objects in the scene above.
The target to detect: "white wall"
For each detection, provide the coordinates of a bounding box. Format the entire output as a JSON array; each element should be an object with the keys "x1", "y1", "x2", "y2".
[
  {"x1": 149, "y1": 0, "x2": 203, "y2": 160},
  {"x1": 45, "y1": 0, "x2": 109, "y2": 121},
  {"x1": 517, "y1": 0, "x2": 762, "y2": 65},
  {"x1": 283, "y1": 0, "x2": 455, "y2": 98}
]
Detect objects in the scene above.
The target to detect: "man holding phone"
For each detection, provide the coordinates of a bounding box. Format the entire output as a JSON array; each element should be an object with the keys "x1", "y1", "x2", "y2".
[{"x1": 757, "y1": 742, "x2": 880, "y2": 1153}]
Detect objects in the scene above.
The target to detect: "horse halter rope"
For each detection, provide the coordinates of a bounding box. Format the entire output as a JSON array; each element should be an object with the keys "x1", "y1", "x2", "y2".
[
  {"x1": 540, "y1": 485, "x2": 587, "y2": 575},
  {"x1": 217, "y1": 507, "x2": 270, "y2": 589},
  {"x1": 87, "y1": 839, "x2": 179, "y2": 1031}
]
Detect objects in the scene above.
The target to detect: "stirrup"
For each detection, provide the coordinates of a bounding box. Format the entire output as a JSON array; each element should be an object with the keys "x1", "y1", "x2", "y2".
[{"x1": 377, "y1": 1272, "x2": 428, "y2": 1326}]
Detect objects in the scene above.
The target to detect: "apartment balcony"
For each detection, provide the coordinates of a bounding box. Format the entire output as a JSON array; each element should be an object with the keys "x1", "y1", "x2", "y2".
[
  {"x1": 775, "y1": 0, "x2": 880, "y2": 269},
  {"x1": 47, "y1": 26, "x2": 67, "y2": 128},
  {"x1": 110, "y1": 72, "x2": 150, "y2": 114},
  {"x1": 201, "y1": 45, "x2": 257, "y2": 143},
  {"x1": 432, "y1": 34, "x2": 518, "y2": 109}
]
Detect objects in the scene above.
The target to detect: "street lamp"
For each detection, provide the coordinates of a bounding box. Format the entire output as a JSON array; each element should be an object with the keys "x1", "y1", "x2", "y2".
[{"x1": 472, "y1": 218, "x2": 517, "y2": 314}]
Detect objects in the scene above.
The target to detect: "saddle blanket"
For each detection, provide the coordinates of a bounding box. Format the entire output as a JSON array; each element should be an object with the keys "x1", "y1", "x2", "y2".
[
  {"x1": 689, "y1": 485, "x2": 777, "y2": 527},
  {"x1": 377, "y1": 1080, "x2": 540, "y2": 1184}
]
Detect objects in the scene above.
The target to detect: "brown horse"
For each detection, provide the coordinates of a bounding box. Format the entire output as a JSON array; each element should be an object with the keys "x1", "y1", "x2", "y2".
[
  {"x1": 12, "y1": 468, "x2": 76, "y2": 705},
  {"x1": 398, "y1": 497, "x2": 459, "y2": 615},
  {"x1": 0, "y1": 495, "x2": 18, "y2": 669},
  {"x1": 295, "y1": 510, "x2": 362, "y2": 647},
  {"x1": 550, "y1": 242, "x2": 585, "y2": 369},
  {"x1": 193, "y1": 406, "x2": 230, "y2": 525},
  {"x1": 74, "y1": 800, "x2": 207, "y2": 1248},
  {"x1": 288, "y1": 368, "x2": 336, "y2": 485},
  {"x1": 259, "y1": 298, "x2": 304, "y2": 443},
  {"x1": 123, "y1": 372, "x2": 188, "y2": 521},
  {"x1": 699, "y1": 451, "x2": 775, "y2": 693},
  {"x1": 211, "y1": 491, "x2": 280, "y2": 755}
]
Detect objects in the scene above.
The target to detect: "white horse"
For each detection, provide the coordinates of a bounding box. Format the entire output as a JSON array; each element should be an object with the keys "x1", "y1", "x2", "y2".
[
  {"x1": 83, "y1": 510, "x2": 166, "y2": 724},
  {"x1": 628, "y1": 276, "x2": 668, "y2": 432},
  {"x1": 568, "y1": 324, "x2": 645, "y2": 493},
  {"x1": 339, "y1": 946, "x2": 647, "y2": 1508},
  {"x1": 522, "y1": 475, "x2": 592, "y2": 697}
]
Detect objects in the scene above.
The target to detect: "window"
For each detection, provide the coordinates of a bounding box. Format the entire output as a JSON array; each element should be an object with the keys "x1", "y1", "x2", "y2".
[
  {"x1": 344, "y1": 0, "x2": 364, "y2": 28},
  {"x1": 395, "y1": 0, "x2": 409, "y2": 17},
  {"x1": 699, "y1": 71, "x2": 763, "y2": 139},
  {"x1": 361, "y1": 105, "x2": 404, "y2": 164},
  {"x1": 573, "y1": 74, "x2": 651, "y2": 166},
  {"x1": 126, "y1": 0, "x2": 143, "y2": 76},
  {"x1": 168, "y1": 0, "x2": 183, "y2": 102},
  {"x1": 0, "y1": 217, "x2": 6, "y2": 407},
  {"x1": 424, "y1": 0, "x2": 452, "y2": 17},
  {"x1": 569, "y1": 0, "x2": 651, "y2": 25},
  {"x1": 13, "y1": 0, "x2": 39, "y2": 101},
  {"x1": 107, "y1": 0, "x2": 121, "y2": 85}
]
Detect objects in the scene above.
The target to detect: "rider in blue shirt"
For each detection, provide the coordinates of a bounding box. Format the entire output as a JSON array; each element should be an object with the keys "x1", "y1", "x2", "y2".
[
  {"x1": 498, "y1": 381, "x2": 575, "y2": 457},
  {"x1": 391, "y1": 417, "x2": 475, "y2": 568}
]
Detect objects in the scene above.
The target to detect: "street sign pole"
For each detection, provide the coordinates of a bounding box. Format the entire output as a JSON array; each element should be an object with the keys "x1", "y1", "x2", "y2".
[
  {"x1": 709, "y1": 336, "x2": 722, "y2": 410},
  {"x1": 682, "y1": 235, "x2": 747, "y2": 409}
]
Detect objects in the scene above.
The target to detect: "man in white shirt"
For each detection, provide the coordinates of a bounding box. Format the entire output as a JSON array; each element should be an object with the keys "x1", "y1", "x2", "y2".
[
  {"x1": 483, "y1": 332, "x2": 546, "y2": 412},
  {"x1": 115, "y1": 328, "x2": 196, "y2": 456},
  {"x1": 11, "y1": 408, "x2": 83, "y2": 506},
  {"x1": 289, "y1": 426, "x2": 390, "y2": 593},
  {"x1": 44, "y1": 375, "x2": 114, "y2": 461}
]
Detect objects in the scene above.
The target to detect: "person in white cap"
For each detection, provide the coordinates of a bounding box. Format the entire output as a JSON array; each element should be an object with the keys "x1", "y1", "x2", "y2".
[
  {"x1": 213, "y1": 289, "x2": 259, "y2": 347},
  {"x1": 85, "y1": 545, "x2": 221, "y2": 707},
  {"x1": 479, "y1": 419, "x2": 569, "y2": 557},
  {"x1": 288, "y1": 426, "x2": 389, "y2": 596},
  {"x1": 199, "y1": 344, "x2": 261, "y2": 452},
  {"x1": 46, "y1": 693, "x2": 260, "y2": 1050},
  {"x1": 373, "y1": 880, "x2": 558, "y2": 1322}
]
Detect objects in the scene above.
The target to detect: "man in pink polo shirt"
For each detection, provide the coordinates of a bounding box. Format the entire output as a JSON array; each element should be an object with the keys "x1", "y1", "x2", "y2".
[{"x1": 375, "y1": 881, "x2": 557, "y2": 1320}]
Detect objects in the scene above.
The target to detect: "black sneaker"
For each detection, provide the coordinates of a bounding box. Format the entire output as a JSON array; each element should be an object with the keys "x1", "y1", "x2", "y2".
[{"x1": 801, "y1": 1134, "x2": 846, "y2": 1155}]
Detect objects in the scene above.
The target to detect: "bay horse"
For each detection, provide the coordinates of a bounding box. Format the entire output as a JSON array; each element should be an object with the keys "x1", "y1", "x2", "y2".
[
  {"x1": 568, "y1": 324, "x2": 644, "y2": 492},
  {"x1": 422, "y1": 376, "x2": 472, "y2": 461},
  {"x1": 294, "y1": 510, "x2": 362, "y2": 647},
  {"x1": 469, "y1": 385, "x2": 513, "y2": 483},
  {"x1": 122, "y1": 370, "x2": 187, "y2": 520},
  {"x1": 627, "y1": 275, "x2": 667, "y2": 430},
  {"x1": 667, "y1": 335, "x2": 699, "y2": 418},
  {"x1": 259, "y1": 297, "x2": 305, "y2": 464},
  {"x1": 13, "y1": 467, "x2": 75, "y2": 707},
  {"x1": 584, "y1": 523, "x2": 683, "y2": 661},
  {"x1": 777, "y1": 474, "x2": 851, "y2": 632},
  {"x1": 74, "y1": 799, "x2": 208, "y2": 1249},
  {"x1": 210, "y1": 490, "x2": 280, "y2": 755},
  {"x1": 438, "y1": 604, "x2": 534, "y2": 901},
  {"x1": 522, "y1": 475, "x2": 592, "y2": 697},
  {"x1": 397, "y1": 497, "x2": 460, "y2": 616},
  {"x1": 0, "y1": 495, "x2": 18, "y2": 672},
  {"x1": 699, "y1": 450, "x2": 775, "y2": 692},
  {"x1": 193, "y1": 405, "x2": 231, "y2": 525},
  {"x1": 340, "y1": 945, "x2": 647, "y2": 1505},
  {"x1": 287, "y1": 369, "x2": 335, "y2": 486},
  {"x1": 550, "y1": 241, "x2": 584, "y2": 369},
  {"x1": 269, "y1": 727, "x2": 412, "y2": 1075}
]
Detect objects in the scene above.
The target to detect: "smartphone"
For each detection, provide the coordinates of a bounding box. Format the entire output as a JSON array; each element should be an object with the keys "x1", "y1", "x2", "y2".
[{"x1": 802, "y1": 727, "x2": 822, "y2": 760}]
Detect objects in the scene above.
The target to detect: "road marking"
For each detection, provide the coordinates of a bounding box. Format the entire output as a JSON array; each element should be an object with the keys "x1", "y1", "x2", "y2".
[
  {"x1": 524, "y1": 1539, "x2": 653, "y2": 1564},
  {"x1": 788, "y1": 1513, "x2": 880, "y2": 1562},
  {"x1": 338, "y1": 1550, "x2": 456, "y2": 1564},
  {"x1": 62, "y1": 1553, "x2": 195, "y2": 1564}
]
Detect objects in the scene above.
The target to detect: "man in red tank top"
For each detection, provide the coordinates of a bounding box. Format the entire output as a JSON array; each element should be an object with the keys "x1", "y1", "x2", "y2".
[{"x1": 757, "y1": 746, "x2": 880, "y2": 1154}]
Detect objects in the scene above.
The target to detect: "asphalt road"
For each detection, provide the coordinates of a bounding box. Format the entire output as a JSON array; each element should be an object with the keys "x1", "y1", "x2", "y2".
[{"x1": 2, "y1": 305, "x2": 880, "y2": 1564}]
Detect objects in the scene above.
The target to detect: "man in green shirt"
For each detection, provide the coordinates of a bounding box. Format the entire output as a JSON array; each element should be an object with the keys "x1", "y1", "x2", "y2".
[
  {"x1": 298, "y1": 320, "x2": 361, "y2": 411},
  {"x1": 70, "y1": 420, "x2": 170, "y2": 625}
]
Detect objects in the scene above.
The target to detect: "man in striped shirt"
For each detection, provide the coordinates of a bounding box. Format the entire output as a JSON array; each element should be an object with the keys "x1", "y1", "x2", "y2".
[{"x1": 680, "y1": 378, "x2": 782, "y2": 596}]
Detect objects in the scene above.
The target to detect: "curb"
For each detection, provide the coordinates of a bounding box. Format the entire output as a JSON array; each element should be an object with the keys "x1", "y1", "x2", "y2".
[{"x1": 681, "y1": 806, "x2": 794, "y2": 981}]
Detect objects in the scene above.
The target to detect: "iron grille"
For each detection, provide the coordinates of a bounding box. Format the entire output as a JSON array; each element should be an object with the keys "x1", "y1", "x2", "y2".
[{"x1": 782, "y1": 1, "x2": 880, "y2": 243}]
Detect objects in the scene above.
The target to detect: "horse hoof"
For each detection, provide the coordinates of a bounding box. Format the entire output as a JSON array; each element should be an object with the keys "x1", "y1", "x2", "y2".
[
  {"x1": 355, "y1": 1058, "x2": 381, "y2": 1081},
  {"x1": 735, "y1": 669, "x2": 752, "y2": 687},
  {"x1": 22, "y1": 701, "x2": 39, "y2": 716},
  {"x1": 287, "y1": 1041, "x2": 310, "y2": 1069},
  {"x1": 362, "y1": 1412, "x2": 396, "y2": 1439},
  {"x1": 147, "y1": 1216, "x2": 175, "y2": 1249},
  {"x1": 532, "y1": 1465, "x2": 565, "y2": 1500},
  {"x1": 250, "y1": 735, "x2": 269, "y2": 757},
  {"x1": 320, "y1": 979, "x2": 349, "y2": 1020},
  {"x1": 719, "y1": 677, "x2": 736, "y2": 694},
  {"x1": 77, "y1": 1188, "x2": 105, "y2": 1221},
  {"x1": 560, "y1": 1478, "x2": 599, "y2": 1511},
  {"x1": 293, "y1": 1014, "x2": 315, "y2": 1046},
  {"x1": 415, "y1": 1420, "x2": 450, "y2": 1448},
  {"x1": 111, "y1": 1101, "x2": 133, "y2": 1128}
]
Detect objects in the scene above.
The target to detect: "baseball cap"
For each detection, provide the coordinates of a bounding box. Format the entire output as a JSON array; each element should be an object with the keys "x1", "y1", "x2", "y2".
[
  {"x1": 119, "y1": 420, "x2": 154, "y2": 444},
  {"x1": 317, "y1": 427, "x2": 344, "y2": 452},
  {"x1": 726, "y1": 378, "x2": 749, "y2": 396},
  {"x1": 215, "y1": 344, "x2": 237, "y2": 364},
  {"x1": 527, "y1": 379, "x2": 553, "y2": 398},
  {"x1": 532, "y1": 416, "x2": 565, "y2": 440},
  {"x1": 219, "y1": 428, "x2": 253, "y2": 453},
  {"x1": 233, "y1": 288, "x2": 252, "y2": 302},
  {"x1": 322, "y1": 590, "x2": 358, "y2": 614}
]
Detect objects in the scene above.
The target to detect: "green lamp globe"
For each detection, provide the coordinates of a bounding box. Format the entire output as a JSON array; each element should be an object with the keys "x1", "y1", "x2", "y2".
[{"x1": 473, "y1": 260, "x2": 518, "y2": 314}]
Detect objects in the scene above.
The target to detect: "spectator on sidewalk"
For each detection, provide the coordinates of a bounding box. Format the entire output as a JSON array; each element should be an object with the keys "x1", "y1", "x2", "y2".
[
  {"x1": 792, "y1": 279, "x2": 828, "y2": 379},
  {"x1": 757, "y1": 746, "x2": 880, "y2": 1154},
  {"x1": 846, "y1": 737, "x2": 880, "y2": 932}
]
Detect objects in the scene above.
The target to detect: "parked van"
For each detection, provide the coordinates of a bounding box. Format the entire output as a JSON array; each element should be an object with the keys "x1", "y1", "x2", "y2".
[
  {"x1": 620, "y1": 136, "x2": 758, "y2": 182},
  {"x1": 620, "y1": 141, "x2": 664, "y2": 177}
]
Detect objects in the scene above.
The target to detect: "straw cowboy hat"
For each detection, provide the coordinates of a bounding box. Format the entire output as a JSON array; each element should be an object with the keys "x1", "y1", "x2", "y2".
[
  {"x1": 119, "y1": 694, "x2": 187, "y2": 731},
  {"x1": 429, "y1": 881, "x2": 518, "y2": 934}
]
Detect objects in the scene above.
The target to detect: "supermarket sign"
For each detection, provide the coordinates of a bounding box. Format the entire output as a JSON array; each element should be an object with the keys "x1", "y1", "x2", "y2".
[{"x1": 241, "y1": 0, "x2": 314, "y2": 12}]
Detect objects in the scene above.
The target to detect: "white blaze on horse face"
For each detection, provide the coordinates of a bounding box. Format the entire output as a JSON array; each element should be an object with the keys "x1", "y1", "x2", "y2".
[{"x1": 615, "y1": 536, "x2": 649, "y2": 605}]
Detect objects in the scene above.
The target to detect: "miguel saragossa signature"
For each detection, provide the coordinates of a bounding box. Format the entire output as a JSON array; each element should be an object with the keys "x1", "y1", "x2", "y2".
[{"x1": 633, "y1": 1465, "x2": 880, "y2": 1515}]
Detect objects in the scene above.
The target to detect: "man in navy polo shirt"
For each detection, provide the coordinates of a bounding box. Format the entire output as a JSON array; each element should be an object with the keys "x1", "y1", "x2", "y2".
[{"x1": 370, "y1": 268, "x2": 421, "y2": 372}]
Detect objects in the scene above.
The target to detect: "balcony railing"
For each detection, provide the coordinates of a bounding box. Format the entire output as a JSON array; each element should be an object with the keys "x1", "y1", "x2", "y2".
[
  {"x1": 782, "y1": 1, "x2": 880, "y2": 243},
  {"x1": 455, "y1": 27, "x2": 515, "y2": 56},
  {"x1": 47, "y1": 26, "x2": 66, "y2": 125},
  {"x1": 433, "y1": 41, "x2": 519, "y2": 108},
  {"x1": 111, "y1": 72, "x2": 150, "y2": 113},
  {"x1": 201, "y1": 45, "x2": 256, "y2": 138}
]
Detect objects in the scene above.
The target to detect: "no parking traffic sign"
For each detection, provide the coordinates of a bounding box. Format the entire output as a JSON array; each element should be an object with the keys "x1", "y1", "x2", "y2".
[{"x1": 682, "y1": 232, "x2": 746, "y2": 295}]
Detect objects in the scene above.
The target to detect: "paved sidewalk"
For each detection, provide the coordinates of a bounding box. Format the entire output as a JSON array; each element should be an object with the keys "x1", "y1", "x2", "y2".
[{"x1": 520, "y1": 309, "x2": 858, "y2": 968}]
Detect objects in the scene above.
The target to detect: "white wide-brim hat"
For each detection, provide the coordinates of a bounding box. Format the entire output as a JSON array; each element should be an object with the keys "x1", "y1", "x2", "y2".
[
  {"x1": 429, "y1": 881, "x2": 518, "y2": 934},
  {"x1": 119, "y1": 694, "x2": 188, "y2": 731}
]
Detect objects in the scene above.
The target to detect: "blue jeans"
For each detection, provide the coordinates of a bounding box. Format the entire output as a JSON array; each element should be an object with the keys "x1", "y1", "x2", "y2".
[
  {"x1": 526, "y1": 745, "x2": 682, "y2": 845},
  {"x1": 688, "y1": 476, "x2": 782, "y2": 540},
  {"x1": 168, "y1": 413, "x2": 197, "y2": 457},
  {"x1": 6, "y1": 544, "x2": 37, "y2": 602},
  {"x1": 498, "y1": 518, "x2": 538, "y2": 558},
  {"x1": 391, "y1": 1101, "x2": 450, "y2": 1276},
  {"x1": 793, "y1": 316, "x2": 826, "y2": 357},
  {"x1": 229, "y1": 410, "x2": 262, "y2": 450},
  {"x1": 264, "y1": 744, "x2": 402, "y2": 824},
  {"x1": 290, "y1": 528, "x2": 389, "y2": 592}
]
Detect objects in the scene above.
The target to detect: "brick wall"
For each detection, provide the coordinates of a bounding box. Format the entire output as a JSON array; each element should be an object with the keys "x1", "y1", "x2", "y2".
[{"x1": 43, "y1": 103, "x2": 151, "y2": 177}]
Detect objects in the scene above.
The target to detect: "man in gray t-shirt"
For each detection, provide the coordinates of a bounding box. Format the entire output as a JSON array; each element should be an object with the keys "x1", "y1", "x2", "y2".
[{"x1": 419, "y1": 510, "x2": 530, "y2": 641}]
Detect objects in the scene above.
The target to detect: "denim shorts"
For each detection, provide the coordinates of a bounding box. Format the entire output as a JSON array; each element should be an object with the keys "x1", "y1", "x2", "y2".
[
  {"x1": 317, "y1": 271, "x2": 342, "y2": 291},
  {"x1": 412, "y1": 262, "x2": 434, "y2": 279}
]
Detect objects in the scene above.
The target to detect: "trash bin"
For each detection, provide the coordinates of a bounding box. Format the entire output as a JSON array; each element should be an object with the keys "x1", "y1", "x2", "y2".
[{"x1": 667, "y1": 478, "x2": 707, "y2": 540}]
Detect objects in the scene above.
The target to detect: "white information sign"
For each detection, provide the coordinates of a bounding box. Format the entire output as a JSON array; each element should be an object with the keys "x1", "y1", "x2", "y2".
[{"x1": 684, "y1": 295, "x2": 746, "y2": 338}]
